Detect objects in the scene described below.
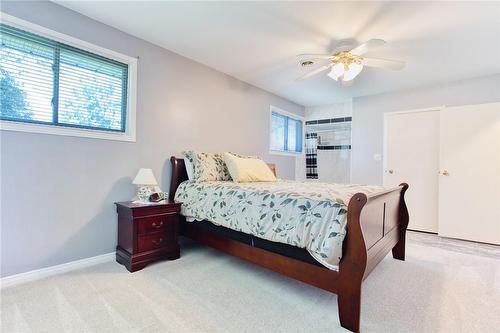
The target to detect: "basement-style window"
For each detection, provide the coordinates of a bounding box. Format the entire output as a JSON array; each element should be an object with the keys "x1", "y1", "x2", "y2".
[
  {"x1": 270, "y1": 106, "x2": 303, "y2": 154},
  {"x1": 0, "y1": 17, "x2": 137, "y2": 141}
]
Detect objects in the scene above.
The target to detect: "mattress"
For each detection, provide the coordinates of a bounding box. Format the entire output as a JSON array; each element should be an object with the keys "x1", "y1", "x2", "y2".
[{"x1": 174, "y1": 180, "x2": 396, "y2": 270}]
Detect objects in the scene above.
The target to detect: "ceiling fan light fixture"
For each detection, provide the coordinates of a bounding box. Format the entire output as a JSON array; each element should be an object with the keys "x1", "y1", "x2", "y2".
[
  {"x1": 328, "y1": 63, "x2": 344, "y2": 81},
  {"x1": 297, "y1": 39, "x2": 404, "y2": 82},
  {"x1": 343, "y1": 63, "x2": 363, "y2": 81}
]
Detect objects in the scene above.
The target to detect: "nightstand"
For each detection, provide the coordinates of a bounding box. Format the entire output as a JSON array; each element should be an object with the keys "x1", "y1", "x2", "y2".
[{"x1": 115, "y1": 201, "x2": 181, "y2": 272}]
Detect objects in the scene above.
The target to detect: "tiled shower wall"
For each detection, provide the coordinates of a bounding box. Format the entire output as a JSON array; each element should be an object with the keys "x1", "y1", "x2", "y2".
[{"x1": 305, "y1": 101, "x2": 352, "y2": 183}]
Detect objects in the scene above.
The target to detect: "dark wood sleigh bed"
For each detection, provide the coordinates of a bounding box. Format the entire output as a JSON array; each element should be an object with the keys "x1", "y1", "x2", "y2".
[{"x1": 169, "y1": 157, "x2": 409, "y2": 332}]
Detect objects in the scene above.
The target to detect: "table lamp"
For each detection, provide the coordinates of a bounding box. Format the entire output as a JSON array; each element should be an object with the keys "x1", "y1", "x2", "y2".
[{"x1": 132, "y1": 168, "x2": 158, "y2": 202}]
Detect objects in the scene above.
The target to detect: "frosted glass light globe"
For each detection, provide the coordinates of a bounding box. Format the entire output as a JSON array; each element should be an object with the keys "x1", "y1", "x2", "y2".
[
  {"x1": 343, "y1": 63, "x2": 363, "y2": 81},
  {"x1": 328, "y1": 63, "x2": 345, "y2": 81}
]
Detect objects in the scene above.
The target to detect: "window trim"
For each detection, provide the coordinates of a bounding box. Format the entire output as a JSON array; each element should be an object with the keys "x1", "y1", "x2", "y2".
[
  {"x1": 269, "y1": 105, "x2": 304, "y2": 156},
  {"x1": 0, "y1": 13, "x2": 137, "y2": 142}
]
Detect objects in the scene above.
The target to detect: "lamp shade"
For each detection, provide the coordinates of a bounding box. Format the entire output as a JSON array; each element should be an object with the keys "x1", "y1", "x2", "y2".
[{"x1": 132, "y1": 168, "x2": 158, "y2": 186}]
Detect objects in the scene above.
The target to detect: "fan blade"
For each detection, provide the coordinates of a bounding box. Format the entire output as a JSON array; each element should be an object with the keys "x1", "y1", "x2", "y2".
[
  {"x1": 363, "y1": 57, "x2": 405, "y2": 70},
  {"x1": 297, "y1": 53, "x2": 333, "y2": 60},
  {"x1": 350, "y1": 39, "x2": 386, "y2": 56},
  {"x1": 297, "y1": 64, "x2": 333, "y2": 80}
]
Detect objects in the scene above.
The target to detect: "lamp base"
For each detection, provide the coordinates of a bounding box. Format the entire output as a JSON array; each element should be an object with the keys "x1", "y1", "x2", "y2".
[{"x1": 136, "y1": 186, "x2": 154, "y2": 202}]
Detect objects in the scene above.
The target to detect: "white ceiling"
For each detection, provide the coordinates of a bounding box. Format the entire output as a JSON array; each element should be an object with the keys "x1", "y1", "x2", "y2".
[{"x1": 55, "y1": 1, "x2": 500, "y2": 107}]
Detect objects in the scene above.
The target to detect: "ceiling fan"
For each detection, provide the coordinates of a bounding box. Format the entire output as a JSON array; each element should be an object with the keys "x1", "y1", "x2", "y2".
[{"x1": 297, "y1": 39, "x2": 405, "y2": 84}]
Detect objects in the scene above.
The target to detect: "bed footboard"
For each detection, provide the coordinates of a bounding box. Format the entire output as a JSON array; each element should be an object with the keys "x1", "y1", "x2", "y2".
[{"x1": 337, "y1": 183, "x2": 409, "y2": 332}]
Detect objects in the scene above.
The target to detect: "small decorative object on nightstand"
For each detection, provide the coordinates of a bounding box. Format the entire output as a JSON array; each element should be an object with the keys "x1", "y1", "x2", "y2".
[
  {"x1": 132, "y1": 168, "x2": 159, "y2": 202},
  {"x1": 115, "y1": 201, "x2": 181, "y2": 272}
]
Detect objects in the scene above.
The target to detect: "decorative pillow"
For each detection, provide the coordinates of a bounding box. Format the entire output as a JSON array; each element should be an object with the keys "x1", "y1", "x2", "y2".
[
  {"x1": 182, "y1": 151, "x2": 232, "y2": 182},
  {"x1": 223, "y1": 152, "x2": 277, "y2": 182},
  {"x1": 182, "y1": 151, "x2": 196, "y2": 180},
  {"x1": 227, "y1": 152, "x2": 257, "y2": 159},
  {"x1": 183, "y1": 157, "x2": 194, "y2": 180}
]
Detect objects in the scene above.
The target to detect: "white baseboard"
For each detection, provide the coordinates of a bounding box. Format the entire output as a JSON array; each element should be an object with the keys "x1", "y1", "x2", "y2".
[{"x1": 1, "y1": 252, "x2": 115, "y2": 289}]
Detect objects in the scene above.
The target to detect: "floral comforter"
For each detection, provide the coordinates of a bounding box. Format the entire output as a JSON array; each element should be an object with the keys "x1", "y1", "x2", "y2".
[{"x1": 174, "y1": 180, "x2": 397, "y2": 270}]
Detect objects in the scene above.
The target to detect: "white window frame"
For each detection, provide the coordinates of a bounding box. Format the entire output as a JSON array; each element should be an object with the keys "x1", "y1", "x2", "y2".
[
  {"x1": 0, "y1": 13, "x2": 138, "y2": 142},
  {"x1": 269, "y1": 105, "x2": 305, "y2": 156}
]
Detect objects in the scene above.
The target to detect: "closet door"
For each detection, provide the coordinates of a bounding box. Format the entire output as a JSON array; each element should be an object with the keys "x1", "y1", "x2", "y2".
[
  {"x1": 438, "y1": 103, "x2": 500, "y2": 244},
  {"x1": 384, "y1": 109, "x2": 440, "y2": 233}
]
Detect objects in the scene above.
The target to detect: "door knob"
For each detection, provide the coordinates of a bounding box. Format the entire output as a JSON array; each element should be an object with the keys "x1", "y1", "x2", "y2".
[
  {"x1": 441, "y1": 170, "x2": 450, "y2": 176},
  {"x1": 388, "y1": 170, "x2": 394, "y2": 174}
]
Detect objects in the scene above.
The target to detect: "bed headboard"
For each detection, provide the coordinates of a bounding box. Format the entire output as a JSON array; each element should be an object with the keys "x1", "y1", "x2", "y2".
[
  {"x1": 169, "y1": 156, "x2": 276, "y2": 201},
  {"x1": 169, "y1": 157, "x2": 188, "y2": 201}
]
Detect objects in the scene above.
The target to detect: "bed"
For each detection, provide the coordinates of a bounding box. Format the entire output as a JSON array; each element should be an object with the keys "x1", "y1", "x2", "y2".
[{"x1": 169, "y1": 157, "x2": 409, "y2": 332}]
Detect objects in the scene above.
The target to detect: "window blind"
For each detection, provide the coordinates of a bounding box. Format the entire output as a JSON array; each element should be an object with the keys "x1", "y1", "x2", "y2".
[
  {"x1": 0, "y1": 24, "x2": 128, "y2": 132},
  {"x1": 271, "y1": 112, "x2": 286, "y2": 151},
  {"x1": 270, "y1": 111, "x2": 303, "y2": 153}
]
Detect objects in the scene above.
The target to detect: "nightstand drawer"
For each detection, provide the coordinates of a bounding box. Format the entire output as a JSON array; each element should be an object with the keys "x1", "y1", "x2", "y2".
[
  {"x1": 137, "y1": 232, "x2": 174, "y2": 252},
  {"x1": 137, "y1": 215, "x2": 176, "y2": 235}
]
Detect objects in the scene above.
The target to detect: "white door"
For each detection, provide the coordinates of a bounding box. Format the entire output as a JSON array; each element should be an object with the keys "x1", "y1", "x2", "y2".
[
  {"x1": 438, "y1": 103, "x2": 500, "y2": 244},
  {"x1": 384, "y1": 109, "x2": 441, "y2": 232}
]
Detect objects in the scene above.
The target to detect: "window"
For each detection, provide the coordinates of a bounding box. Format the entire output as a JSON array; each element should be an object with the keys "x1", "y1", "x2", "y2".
[
  {"x1": 0, "y1": 16, "x2": 137, "y2": 141},
  {"x1": 270, "y1": 106, "x2": 303, "y2": 154}
]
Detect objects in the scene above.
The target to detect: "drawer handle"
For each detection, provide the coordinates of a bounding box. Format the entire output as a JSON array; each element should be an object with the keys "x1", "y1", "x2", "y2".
[
  {"x1": 151, "y1": 221, "x2": 164, "y2": 228},
  {"x1": 152, "y1": 238, "x2": 163, "y2": 246}
]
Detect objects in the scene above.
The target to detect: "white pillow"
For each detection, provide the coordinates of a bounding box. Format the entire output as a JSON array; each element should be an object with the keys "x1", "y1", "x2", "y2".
[
  {"x1": 224, "y1": 153, "x2": 277, "y2": 182},
  {"x1": 184, "y1": 157, "x2": 194, "y2": 180}
]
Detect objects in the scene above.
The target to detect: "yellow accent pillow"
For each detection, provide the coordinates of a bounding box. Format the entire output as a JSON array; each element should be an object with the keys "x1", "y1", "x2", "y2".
[{"x1": 224, "y1": 153, "x2": 277, "y2": 182}]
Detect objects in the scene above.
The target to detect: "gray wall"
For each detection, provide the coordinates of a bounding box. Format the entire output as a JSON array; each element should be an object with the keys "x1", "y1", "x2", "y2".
[
  {"x1": 0, "y1": 2, "x2": 304, "y2": 277},
  {"x1": 351, "y1": 74, "x2": 500, "y2": 185}
]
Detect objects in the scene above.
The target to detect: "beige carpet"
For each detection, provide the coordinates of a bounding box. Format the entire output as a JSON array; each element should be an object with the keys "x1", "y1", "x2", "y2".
[{"x1": 2, "y1": 232, "x2": 499, "y2": 333}]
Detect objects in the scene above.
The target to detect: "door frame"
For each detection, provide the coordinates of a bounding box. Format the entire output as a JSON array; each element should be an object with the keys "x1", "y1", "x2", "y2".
[{"x1": 383, "y1": 106, "x2": 444, "y2": 182}]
